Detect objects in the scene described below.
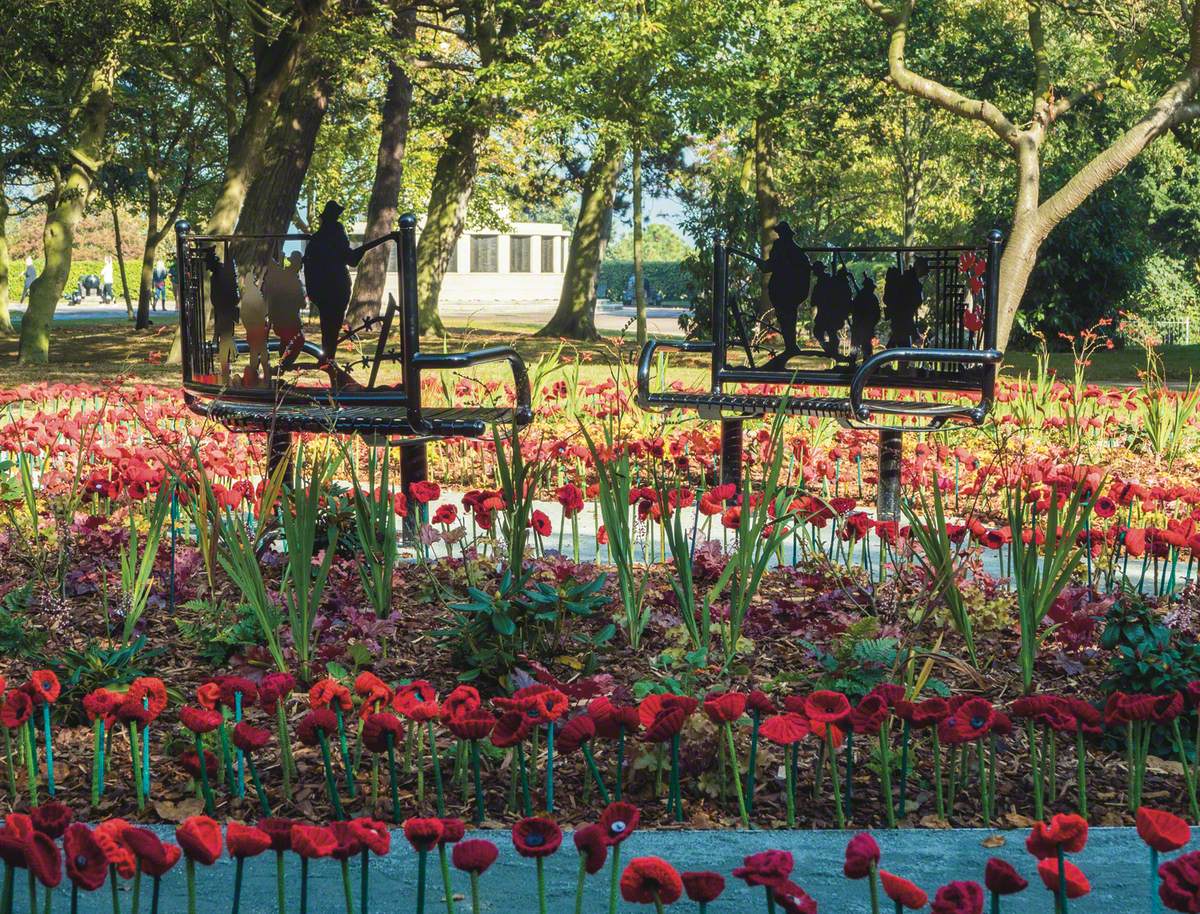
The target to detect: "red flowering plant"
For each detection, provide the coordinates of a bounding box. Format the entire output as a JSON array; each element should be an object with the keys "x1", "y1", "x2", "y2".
[
  {"x1": 258, "y1": 818, "x2": 295, "y2": 914},
  {"x1": 588, "y1": 696, "x2": 641, "y2": 801},
  {"x1": 734, "y1": 848, "x2": 795, "y2": 913},
  {"x1": 310, "y1": 677, "x2": 358, "y2": 803},
  {"x1": 682, "y1": 870, "x2": 725, "y2": 913},
  {"x1": 512, "y1": 816, "x2": 562, "y2": 914},
  {"x1": 638, "y1": 693, "x2": 696, "y2": 823},
  {"x1": 844, "y1": 832, "x2": 882, "y2": 914},
  {"x1": 572, "y1": 823, "x2": 609, "y2": 912},
  {"x1": 393, "y1": 681, "x2": 445, "y2": 813},
  {"x1": 226, "y1": 822, "x2": 271, "y2": 914},
  {"x1": 445, "y1": 704, "x2": 495, "y2": 825},
  {"x1": 259, "y1": 672, "x2": 297, "y2": 803},
  {"x1": 1106, "y1": 690, "x2": 1184, "y2": 813},
  {"x1": 453, "y1": 837, "x2": 500, "y2": 914},
  {"x1": 178, "y1": 706, "x2": 222, "y2": 815},
  {"x1": 363, "y1": 711, "x2": 407, "y2": 823},
  {"x1": 231, "y1": 722, "x2": 273, "y2": 816},
  {"x1": 298, "y1": 708, "x2": 346, "y2": 819},
  {"x1": 931, "y1": 880, "x2": 984, "y2": 914},
  {"x1": 1026, "y1": 814, "x2": 1088, "y2": 914},
  {"x1": 292, "y1": 823, "x2": 336, "y2": 914},
  {"x1": 621, "y1": 856, "x2": 683, "y2": 912},
  {"x1": 496, "y1": 684, "x2": 568, "y2": 815},
  {"x1": 63, "y1": 822, "x2": 108, "y2": 910},
  {"x1": 984, "y1": 857, "x2": 1027, "y2": 912},
  {"x1": 805, "y1": 691, "x2": 850, "y2": 828},
  {"x1": 703, "y1": 691, "x2": 750, "y2": 828},
  {"x1": 23, "y1": 670, "x2": 60, "y2": 805},
  {"x1": 555, "y1": 714, "x2": 611, "y2": 805},
  {"x1": 1138, "y1": 807, "x2": 1193, "y2": 912},
  {"x1": 760, "y1": 712, "x2": 808, "y2": 827},
  {"x1": 177, "y1": 815, "x2": 222, "y2": 914}
]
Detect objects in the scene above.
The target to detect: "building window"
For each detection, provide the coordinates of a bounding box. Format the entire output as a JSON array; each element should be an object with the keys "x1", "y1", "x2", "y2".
[
  {"x1": 470, "y1": 235, "x2": 498, "y2": 272},
  {"x1": 510, "y1": 236, "x2": 531, "y2": 272},
  {"x1": 541, "y1": 236, "x2": 556, "y2": 273},
  {"x1": 447, "y1": 244, "x2": 458, "y2": 273}
]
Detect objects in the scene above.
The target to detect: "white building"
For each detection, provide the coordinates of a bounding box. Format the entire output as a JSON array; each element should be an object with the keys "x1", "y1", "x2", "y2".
[{"x1": 350, "y1": 220, "x2": 572, "y2": 304}]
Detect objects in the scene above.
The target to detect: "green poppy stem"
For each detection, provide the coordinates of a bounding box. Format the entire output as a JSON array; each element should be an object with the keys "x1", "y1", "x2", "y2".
[
  {"x1": 428, "y1": 720, "x2": 445, "y2": 816},
  {"x1": 990, "y1": 889, "x2": 1000, "y2": 914},
  {"x1": 746, "y1": 710, "x2": 760, "y2": 815},
  {"x1": 87, "y1": 719, "x2": 101, "y2": 808},
  {"x1": 574, "y1": 854, "x2": 587, "y2": 914},
  {"x1": 231, "y1": 858, "x2": 244, "y2": 914},
  {"x1": 1075, "y1": 727, "x2": 1088, "y2": 820},
  {"x1": 360, "y1": 849, "x2": 370, "y2": 914},
  {"x1": 1172, "y1": 718, "x2": 1200, "y2": 822},
  {"x1": 193, "y1": 734, "x2": 215, "y2": 816},
  {"x1": 100, "y1": 721, "x2": 108, "y2": 796},
  {"x1": 615, "y1": 728, "x2": 626, "y2": 800},
  {"x1": 844, "y1": 730, "x2": 854, "y2": 818},
  {"x1": 437, "y1": 845, "x2": 456, "y2": 914},
  {"x1": 470, "y1": 740, "x2": 484, "y2": 825},
  {"x1": 41, "y1": 703, "x2": 54, "y2": 797},
  {"x1": 415, "y1": 849, "x2": 427, "y2": 914},
  {"x1": 517, "y1": 742, "x2": 532, "y2": 816},
  {"x1": 129, "y1": 722, "x2": 145, "y2": 812},
  {"x1": 469, "y1": 873, "x2": 480, "y2": 914},
  {"x1": 1, "y1": 864, "x2": 11, "y2": 914},
  {"x1": 217, "y1": 721, "x2": 234, "y2": 789},
  {"x1": 880, "y1": 723, "x2": 896, "y2": 828},
  {"x1": 3, "y1": 727, "x2": 16, "y2": 803},
  {"x1": 186, "y1": 859, "x2": 196, "y2": 914},
  {"x1": 932, "y1": 727, "x2": 944, "y2": 819},
  {"x1": 536, "y1": 857, "x2": 547, "y2": 914},
  {"x1": 670, "y1": 734, "x2": 683, "y2": 822},
  {"x1": 340, "y1": 858, "x2": 355, "y2": 914},
  {"x1": 581, "y1": 743, "x2": 610, "y2": 804},
  {"x1": 387, "y1": 735, "x2": 401, "y2": 823},
  {"x1": 976, "y1": 736, "x2": 989, "y2": 826},
  {"x1": 276, "y1": 703, "x2": 294, "y2": 803},
  {"x1": 275, "y1": 850, "x2": 286, "y2": 914},
  {"x1": 1151, "y1": 846, "x2": 1161, "y2": 914},
  {"x1": 607, "y1": 842, "x2": 621, "y2": 914},
  {"x1": 317, "y1": 730, "x2": 346, "y2": 819},
  {"x1": 24, "y1": 719, "x2": 38, "y2": 806},
  {"x1": 234, "y1": 692, "x2": 245, "y2": 798},
  {"x1": 897, "y1": 719, "x2": 910, "y2": 822},
  {"x1": 868, "y1": 862, "x2": 880, "y2": 914},
  {"x1": 826, "y1": 730, "x2": 845, "y2": 828},
  {"x1": 784, "y1": 743, "x2": 796, "y2": 827},
  {"x1": 546, "y1": 723, "x2": 555, "y2": 814},
  {"x1": 1056, "y1": 846, "x2": 1067, "y2": 914},
  {"x1": 336, "y1": 706, "x2": 357, "y2": 798},
  {"x1": 723, "y1": 724, "x2": 748, "y2": 827},
  {"x1": 246, "y1": 753, "x2": 272, "y2": 816},
  {"x1": 300, "y1": 856, "x2": 309, "y2": 914}
]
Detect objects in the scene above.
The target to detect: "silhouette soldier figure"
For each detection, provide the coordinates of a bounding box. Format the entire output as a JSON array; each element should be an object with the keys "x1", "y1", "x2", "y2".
[
  {"x1": 850, "y1": 274, "x2": 880, "y2": 359},
  {"x1": 812, "y1": 264, "x2": 853, "y2": 358},
  {"x1": 751, "y1": 221, "x2": 810, "y2": 370},
  {"x1": 303, "y1": 200, "x2": 365, "y2": 362},
  {"x1": 205, "y1": 248, "x2": 240, "y2": 384},
  {"x1": 884, "y1": 258, "x2": 928, "y2": 348}
]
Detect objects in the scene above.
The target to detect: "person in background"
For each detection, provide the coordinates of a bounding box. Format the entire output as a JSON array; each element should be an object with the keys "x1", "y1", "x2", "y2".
[
  {"x1": 19, "y1": 257, "x2": 36, "y2": 302},
  {"x1": 152, "y1": 259, "x2": 168, "y2": 310},
  {"x1": 101, "y1": 256, "x2": 115, "y2": 303}
]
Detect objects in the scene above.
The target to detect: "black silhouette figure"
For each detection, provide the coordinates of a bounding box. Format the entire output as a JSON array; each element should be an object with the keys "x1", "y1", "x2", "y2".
[
  {"x1": 303, "y1": 200, "x2": 364, "y2": 361},
  {"x1": 752, "y1": 221, "x2": 810, "y2": 370},
  {"x1": 205, "y1": 247, "x2": 240, "y2": 384},
  {"x1": 884, "y1": 257, "x2": 928, "y2": 348},
  {"x1": 812, "y1": 264, "x2": 853, "y2": 358},
  {"x1": 850, "y1": 274, "x2": 880, "y2": 359}
]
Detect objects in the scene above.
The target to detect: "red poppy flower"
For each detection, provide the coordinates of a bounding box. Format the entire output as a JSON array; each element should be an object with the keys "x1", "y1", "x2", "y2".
[
  {"x1": 31, "y1": 801, "x2": 73, "y2": 839},
  {"x1": 231, "y1": 722, "x2": 270, "y2": 753},
  {"x1": 530, "y1": 510, "x2": 552, "y2": 537},
  {"x1": 309, "y1": 679, "x2": 353, "y2": 713},
  {"x1": 362, "y1": 713, "x2": 406, "y2": 753},
  {"x1": 402, "y1": 818, "x2": 445, "y2": 853},
  {"x1": 490, "y1": 710, "x2": 533, "y2": 748},
  {"x1": 588, "y1": 697, "x2": 640, "y2": 739},
  {"x1": 452, "y1": 839, "x2": 499, "y2": 875},
  {"x1": 771, "y1": 879, "x2": 818, "y2": 914},
  {"x1": 984, "y1": 857, "x2": 1027, "y2": 895},
  {"x1": 291, "y1": 824, "x2": 337, "y2": 859},
  {"x1": 1138, "y1": 807, "x2": 1192, "y2": 853},
  {"x1": 64, "y1": 824, "x2": 108, "y2": 891},
  {"x1": 226, "y1": 822, "x2": 271, "y2": 860},
  {"x1": 354, "y1": 671, "x2": 393, "y2": 712},
  {"x1": 447, "y1": 710, "x2": 496, "y2": 742},
  {"x1": 1026, "y1": 814, "x2": 1088, "y2": 859},
  {"x1": 123, "y1": 829, "x2": 181, "y2": 879},
  {"x1": 409, "y1": 481, "x2": 441, "y2": 504},
  {"x1": 25, "y1": 831, "x2": 61, "y2": 888},
  {"x1": 598, "y1": 801, "x2": 640, "y2": 845},
  {"x1": 179, "y1": 706, "x2": 223, "y2": 734},
  {"x1": 2, "y1": 691, "x2": 33, "y2": 728},
  {"x1": 682, "y1": 871, "x2": 725, "y2": 903},
  {"x1": 760, "y1": 713, "x2": 810, "y2": 746},
  {"x1": 26, "y1": 670, "x2": 61, "y2": 705},
  {"x1": 511, "y1": 817, "x2": 562, "y2": 858},
  {"x1": 433, "y1": 503, "x2": 458, "y2": 526},
  {"x1": 393, "y1": 682, "x2": 440, "y2": 721},
  {"x1": 574, "y1": 824, "x2": 608, "y2": 874},
  {"x1": 349, "y1": 819, "x2": 391, "y2": 856},
  {"x1": 218, "y1": 677, "x2": 258, "y2": 709},
  {"x1": 805, "y1": 690, "x2": 851, "y2": 725},
  {"x1": 930, "y1": 880, "x2": 984, "y2": 914},
  {"x1": 438, "y1": 819, "x2": 466, "y2": 847},
  {"x1": 0, "y1": 817, "x2": 29, "y2": 869},
  {"x1": 259, "y1": 673, "x2": 296, "y2": 714},
  {"x1": 703, "y1": 691, "x2": 747, "y2": 724},
  {"x1": 94, "y1": 819, "x2": 136, "y2": 878},
  {"x1": 642, "y1": 706, "x2": 687, "y2": 743},
  {"x1": 497, "y1": 685, "x2": 568, "y2": 724},
  {"x1": 747, "y1": 691, "x2": 776, "y2": 716},
  {"x1": 621, "y1": 856, "x2": 683, "y2": 905},
  {"x1": 178, "y1": 749, "x2": 218, "y2": 780},
  {"x1": 950, "y1": 698, "x2": 995, "y2": 741},
  {"x1": 733, "y1": 849, "x2": 794, "y2": 887},
  {"x1": 259, "y1": 819, "x2": 296, "y2": 853},
  {"x1": 128, "y1": 678, "x2": 168, "y2": 720},
  {"x1": 83, "y1": 689, "x2": 121, "y2": 726},
  {"x1": 196, "y1": 682, "x2": 221, "y2": 710},
  {"x1": 898, "y1": 697, "x2": 950, "y2": 728},
  {"x1": 880, "y1": 870, "x2": 927, "y2": 909},
  {"x1": 328, "y1": 822, "x2": 364, "y2": 861},
  {"x1": 844, "y1": 832, "x2": 881, "y2": 879},
  {"x1": 176, "y1": 816, "x2": 222, "y2": 866},
  {"x1": 849, "y1": 694, "x2": 889, "y2": 734},
  {"x1": 297, "y1": 709, "x2": 339, "y2": 747},
  {"x1": 1159, "y1": 850, "x2": 1200, "y2": 911},
  {"x1": 115, "y1": 696, "x2": 154, "y2": 726},
  {"x1": 1036, "y1": 858, "x2": 1090, "y2": 899},
  {"x1": 441, "y1": 685, "x2": 482, "y2": 722}
]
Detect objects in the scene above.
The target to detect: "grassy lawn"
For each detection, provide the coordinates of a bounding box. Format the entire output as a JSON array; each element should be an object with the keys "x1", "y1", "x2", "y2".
[{"x1": 0, "y1": 314, "x2": 1190, "y2": 390}]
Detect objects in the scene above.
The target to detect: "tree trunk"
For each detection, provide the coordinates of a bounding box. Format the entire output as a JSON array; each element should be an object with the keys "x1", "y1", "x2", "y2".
[
  {"x1": 110, "y1": 195, "x2": 132, "y2": 318},
  {"x1": 18, "y1": 53, "x2": 120, "y2": 364},
  {"x1": 0, "y1": 190, "x2": 12, "y2": 334},
  {"x1": 754, "y1": 117, "x2": 780, "y2": 314},
  {"x1": 415, "y1": 121, "x2": 483, "y2": 335},
  {"x1": 348, "y1": 20, "x2": 414, "y2": 326},
  {"x1": 632, "y1": 137, "x2": 646, "y2": 347},
  {"x1": 136, "y1": 177, "x2": 160, "y2": 329},
  {"x1": 537, "y1": 137, "x2": 624, "y2": 340}
]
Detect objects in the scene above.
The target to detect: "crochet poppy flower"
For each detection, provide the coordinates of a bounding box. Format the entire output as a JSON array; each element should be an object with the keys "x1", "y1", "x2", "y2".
[
  {"x1": 218, "y1": 677, "x2": 259, "y2": 709},
  {"x1": 574, "y1": 824, "x2": 608, "y2": 874},
  {"x1": 82, "y1": 689, "x2": 121, "y2": 725},
  {"x1": 805, "y1": 690, "x2": 851, "y2": 725},
  {"x1": 354, "y1": 672, "x2": 393, "y2": 714},
  {"x1": 196, "y1": 682, "x2": 221, "y2": 710},
  {"x1": 733, "y1": 849, "x2": 794, "y2": 887},
  {"x1": 64, "y1": 824, "x2": 108, "y2": 891},
  {"x1": 636, "y1": 694, "x2": 698, "y2": 730},
  {"x1": 1026, "y1": 814, "x2": 1088, "y2": 859},
  {"x1": 849, "y1": 694, "x2": 889, "y2": 734},
  {"x1": 880, "y1": 870, "x2": 928, "y2": 909},
  {"x1": 115, "y1": 696, "x2": 154, "y2": 726},
  {"x1": 226, "y1": 822, "x2": 271, "y2": 859},
  {"x1": 128, "y1": 677, "x2": 168, "y2": 719},
  {"x1": 362, "y1": 712, "x2": 405, "y2": 753},
  {"x1": 123, "y1": 827, "x2": 182, "y2": 878},
  {"x1": 178, "y1": 749, "x2": 218, "y2": 779},
  {"x1": 642, "y1": 706, "x2": 687, "y2": 743},
  {"x1": 760, "y1": 713, "x2": 810, "y2": 745},
  {"x1": 258, "y1": 673, "x2": 296, "y2": 713},
  {"x1": 26, "y1": 670, "x2": 61, "y2": 705},
  {"x1": 410, "y1": 480, "x2": 440, "y2": 503},
  {"x1": 984, "y1": 857, "x2": 1027, "y2": 895},
  {"x1": 328, "y1": 822, "x2": 364, "y2": 861},
  {"x1": 297, "y1": 708, "x2": 339, "y2": 746},
  {"x1": 950, "y1": 698, "x2": 995, "y2": 741},
  {"x1": 291, "y1": 824, "x2": 336, "y2": 860},
  {"x1": 930, "y1": 880, "x2": 984, "y2": 914},
  {"x1": 771, "y1": 879, "x2": 818, "y2": 914},
  {"x1": 179, "y1": 706, "x2": 223, "y2": 734},
  {"x1": 496, "y1": 684, "x2": 568, "y2": 723},
  {"x1": 0, "y1": 817, "x2": 28, "y2": 868},
  {"x1": 703, "y1": 691, "x2": 747, "y2": 724},
  {"x1": 747, "y1": 690, "x2": 776, "y2": 715},
  {"x1": 402, "y1": 818, "x2": 445, "y2": 853},
  {"x1": 446, "y1": 710, "x2": 496, "y2": 742},
  {"x1": 1138, "y1": 807, "x2": 1192, "y2": 853},
  {"x1": 490, "y1": 710, "x2": 533, "y2": 748},
  {"x1": 589, "y1": 697, "x2": 641, "y2": 739},
  {"x1": 31, "y1": 801, "x2": 73, "y2": 839},
  {"x1": 871, "y1": 683, "x2": 906, "y2": 707},
  {"x1": 94, "y1": 819, "x2": 137, "y2": 878},
  {"x1": 231, "y1": 722, "x2": 270, "y2": 753},
  {"x1": 349, "y1": 819, "x2": 391, "y2": 856},
  {"x1": 620, "y1": 856, "x2": 683, "y2": 905},
  {"x1": 1159, "y1": 850, "x2": 1200, "y2": 911},
  {"x1": 1036, "y1": 858, "x2": 1091, "y2": 899},
  {"x1": 309, "y1": 678, "x2": 353, "y2": 712},
  {"x1": 393, "y1": 681, "x2": 440, "y2": 721},
  {"x1": 176, "y1": 816, "x2": 223, "y2": 866},
  {"x1": 441, "y1": 685, "x2": 482, "y2": 722},
  {"x1": 438, "y1": 818, "x2": 466, "y2": 847},
  {"x1": 901, "y1": 697, "x2": 951, "y2": 728},
  {"x1": 844, "y1": 832, "x2": 881, "y2": 879},
  {"x1": 259, "y1": 818, "x2": 295, "y2": 852},
  {"x1": 1, "y1": 691, "x2": 32, "y2": 728},
  {"x1": 555, "y1": 715, "x2": 596, "y2": 754},
  {"x1": 452, "y1": 839, "x2": 499, "y2": 875},
  {"x1": 682, "y1": 871, "x2": 725, "y2": 903},
  {"x1": 598, "y1": 801, "x2": 640, "y2": 845},
  {"x1": 25, "y1": 831, "x2": 61, "y2": 888},
  {"x1": 511, "y1": 817, "x2": 562, "y2": 858}
]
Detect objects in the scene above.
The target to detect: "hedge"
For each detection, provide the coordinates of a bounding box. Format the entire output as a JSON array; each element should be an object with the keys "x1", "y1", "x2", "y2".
[{"x1": 599, "y1": 260, "x2": 688, "y2": 301}]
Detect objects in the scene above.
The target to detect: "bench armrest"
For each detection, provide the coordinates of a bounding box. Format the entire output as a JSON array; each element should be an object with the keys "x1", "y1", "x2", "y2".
[
  {"x1": 849, "y1": 346, "x2": 1003, "y2": 424},
  {"x1": 407, "y1": 346, "x2": 532, "y2": 436},
  {"x1": 637, "y1": 339, "x2": 717, "y2": 409}
]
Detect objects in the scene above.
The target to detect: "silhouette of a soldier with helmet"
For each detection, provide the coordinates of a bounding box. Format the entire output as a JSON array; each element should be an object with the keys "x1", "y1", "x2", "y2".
[{"x1": 748, "y1": 221, "x2": 810, "y2": 370}]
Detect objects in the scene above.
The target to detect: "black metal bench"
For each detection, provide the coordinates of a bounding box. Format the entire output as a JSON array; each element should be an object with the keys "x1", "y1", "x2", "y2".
[
  {"x1": 637, "y1": 230, "x2": 1004, "y2": 518},
  {"x1": 174, "y1": 209, "x2": 532, "y2": 503}
]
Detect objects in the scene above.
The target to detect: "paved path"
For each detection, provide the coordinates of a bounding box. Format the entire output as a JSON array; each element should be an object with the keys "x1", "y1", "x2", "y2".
[{"x1": 60, "y1": 825, "x2": 1167, "y2": 912}]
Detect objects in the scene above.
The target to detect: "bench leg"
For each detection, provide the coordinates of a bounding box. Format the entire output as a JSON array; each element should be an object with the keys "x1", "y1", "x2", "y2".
[
  {"x1": 399, "y1": 440, "x2": 428, "y2": 544},
  {"x1": 719, "y1": 419, "x2": 743, "y2": 491},
  {"x1": 876, "y1": 429, "x2": 902, "y2": 523}
]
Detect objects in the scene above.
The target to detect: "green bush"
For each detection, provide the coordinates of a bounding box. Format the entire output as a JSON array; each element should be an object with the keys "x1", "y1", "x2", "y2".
[
  {"x1": 599, "y1": 260, "x2": 689, "y2": 301},
  {"x1": 61, "y1": 260, "x2": 135, "y2": 301}
]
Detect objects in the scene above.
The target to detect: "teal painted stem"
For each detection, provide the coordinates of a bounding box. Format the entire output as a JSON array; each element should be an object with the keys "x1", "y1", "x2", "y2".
[
  {"x1": 300, "y1": 857, "x2": 309, "y2": 914},
  {"x1": 428, "y1": 720, "x2": 445, "y2": 816},
  {"x1": 416, "y1": 851, "x2": 427, "y2": 914},
  {"x1": 129, "y1": 723, "x2": 144, "y2": 812},
  {"x1": 41, "y1": 703, "x2": 54, "y2": 796},
  {"x1": 1056, "y1": 846, "x2": 1067, "y2": 914},
  {"x1": 231, "y1": 858, "x2": 244, "y2": 914},
  {"x1": 246, "y1": 754, "x2": 272, "y2": 816},
  {"x1": 336, "y1": 706, "x2": 356, "y2": 798},
  {"x1": 546, "y1": 723, "x2": 554, "y2": 814},
  {"x1": 217, "y1": 722, "x2": 235, "y2": 789},
  {"x1": 470, "y1": 740, "x2": 484, "y2": 825},
  {"x1": 360, "y1": 849, "x2": 370, "y2": 914},
  {"x1": 1151, "y1": 846, "x2": 1160, "y2": 914},
  {"x1": 194, "y1": 734, "x2": 215, "y2": 816},
  {"x1": 581, "y1": 743, "x2": 610, "y2": 803},
  {"x1": 151, "y1": 877, "x2": 161, "y2": 914},
  {"x1": 317, "y1": 731, "x2": 346, "y2": 820},
  {"x1": 234, "y1": 692, "x2": 245, "y2": 799},
  {"x1": 186, "y1": 859, "x2": 196, "y2": 914}
]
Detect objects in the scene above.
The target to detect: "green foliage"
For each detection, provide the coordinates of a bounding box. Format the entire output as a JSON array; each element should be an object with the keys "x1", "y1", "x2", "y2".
[
  {"x1": 0, "y1": 584, "x2": 46, "y2": 661},
  {"x1": 599, "y1": 260, "x2": 688, "y2": 301},
  {"x1": 60, "y1": 636, "x2": 166, "y2": 715},
  {"x1": 606, "y1": 223, "x2": 693, "y2": 262},
  {"x1": 798, "y1": 618, "x2": 899, "y2": 699},
  {"x1": 119, "y1": 484, "x2": 171, "y2": 645},
  {"x1": 174, "y1": 599, "x2": 267, "y2": 668},
  {"x1": 60, "y1": 261, "x2": 133, "y2": 300},
  {"x1": 1101, "y1": 594, "x2": 1200, "y2": 695}
]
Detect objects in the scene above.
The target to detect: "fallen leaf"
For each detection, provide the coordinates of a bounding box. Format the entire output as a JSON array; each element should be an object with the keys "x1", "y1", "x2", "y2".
[
  {"x1": 920, "y1": 815, "x2": 951, "y2": 829},
  {"x1": 982, "y1": 835, "x2": 1006, "y2": 849},
  {"x1": 1003, "y1": 812, "x2": 1037, "y2": 828},
  {"x1": 153, "y1": 797, "x2": 204, "y2": 822}
]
